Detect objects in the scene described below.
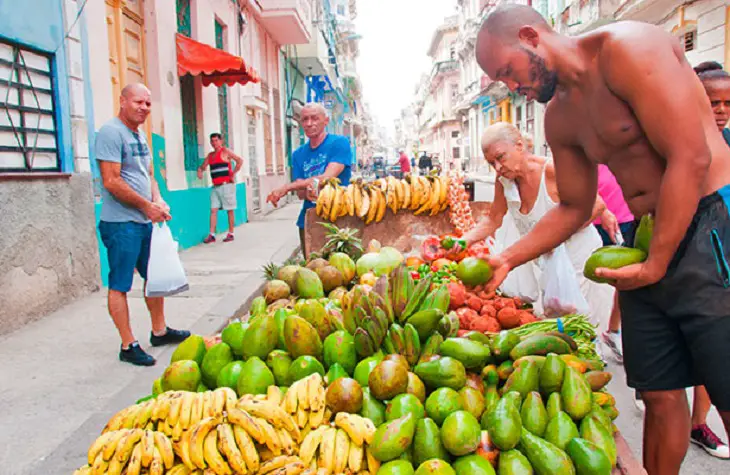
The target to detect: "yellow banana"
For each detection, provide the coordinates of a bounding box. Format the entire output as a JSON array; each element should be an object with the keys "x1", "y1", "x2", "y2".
[
  {"x1": 402, "y1": 179, "x2": 412, "y2": 209},
  {"x1": 439, "y1": 175, "x2": 449, "y2": 204},
  {"x1": 172, "y1": 420, "x2": 184, "y2": 441},
  {"x1": 149, "y1": 446, "x2": 164, "y2": 475},
  {"x1": 358, "y1": 184, "x2": 370, "y2": 218},
  {"x1": 296, "y1": 379, "x2": 310, "y2": 412},
  {"x1": 200, "y1": 391, "x2": 213, "y2": 419},
  {"x1": 348, "y1": 442, "x2": 364, "y2": 473},
  {"x1": 308, "y1": 406, "x2": 325, "y2": 429},
  {"x1": 114, "y1": 428, "x2": 144, "y2": 464},
  {"x1": 227, "y1": 408, "x2": 265, "y2": 444},
  {"x1": 167, "y1": 392, "x2": 185, "y2": 427},
  {"x1": 299, "y1": 426, "x2": 326, "y2": 466},
  {"x1": 318, "y1": 427, "x2": 337, "y2": 472},
  {"x1": 90, "y1": 451, "x2": 109, "y2": 475},
  {"x1": 153, "y1": 431, "x2": 175, "y2": 470},
  {"x1": 334, "y1": 429, "x2": 350, "y2": 473},
  {"x1": 106, "y1": 456, "x2": 125, "y2": 475},
  {"x1": 346, "y1": 185, "x2": 356, "y2": 216},
  {"x1": 255, "y1": 416, "x2": 283, "y2": 455},
  {"x1": 165, "y1": 464, "x2": 190, "y2": 475},
  {"x1": 315, "y1": 186, "x2": 326, "y2": 216},
  {"x1": 277, "y1": 426, "x2": 296, "y2": 455},
  {"x1": 189, "y1": 416, "x2": 222, "y2": 469},
  {"x1": 267, "y1": 385, "x2": 283, "y2": 406},
  {"x1": 366, "y1": 447, "x2": 380, "y2": 474},
  {"x1": 140, "y1": 430, "x2": 156, "y2": 467},
  {"x1": 429, "y1": 177, "x2": 441, "y2": 211},
  {"x1": 353, "y1": 184, "x2": 363, "y2": 217},
  {"x1": 284, "y1": 381, "x2": 299, "y2": 414},
  {"x1": 328, "y1": 187, "x2": 342, "y2": 222},
  {"x1": 176, "y1": 427, "x2": 195, "y2": 470},
  {"x1": 232, "y1": 422, "x2": 260, "y2": 473},
  {"x1": 73, "y1": 465, "x2": 92, "y2": 475},
  {"x1": 134, "y1": 400, "x2": 155, "y2": 429},
  {"x1": 203, "y1": 430, "x2": 232, "y2": 475},
  {"x1": 179, "y1": 392, "x2": 195, "y2": 429},
  {"x1": 334, "y1": 413, "x2": 366, "y2": 446},
  {"x1": 259, "y1": 456, "x2": 301, "y2": 475},
  {"x1": 318, "y1": 184, "x2": 333, "y2": 217},
  {"x1": 365, "y1": 187, "x2": 379, "y2": 224},
  {"x1": 124, "y1": 442, "x2": 142, "y2": 475},
  {"x1": 190, "y1": 393, "x2": 205, "y2": 428},
  {"x1": 88, "y1": 431, "x2": 117, "y2": 465},
  {"x1": 409, "y1": 176, "x2": 420, "y2": 210},
  {"x1": 375, "y1": 189, "x2": 387, "y2": 222},
  {"x1": 217, "y1": 423, "x2": 247, "y2": 475},
  {"x1": 238, "y1": 398, "x2": 296, "y2": 435},
  {"x1": 306, "y1": 374, "x2": 324, "y2": 411}
]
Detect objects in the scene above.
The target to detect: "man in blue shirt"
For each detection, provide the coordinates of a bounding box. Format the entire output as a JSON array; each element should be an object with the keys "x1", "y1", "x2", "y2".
[{"x1": 267, "y1": 103, "x2": 352, "y2": 255}]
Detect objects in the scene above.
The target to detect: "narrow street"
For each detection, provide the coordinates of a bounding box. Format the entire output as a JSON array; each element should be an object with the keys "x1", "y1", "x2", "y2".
[{"x1": 0, "y1": 205, "x2": 300, "y2": 475}]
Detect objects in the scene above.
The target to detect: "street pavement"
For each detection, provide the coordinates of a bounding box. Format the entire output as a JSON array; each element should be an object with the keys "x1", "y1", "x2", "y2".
[
  {"x1": 0, "y1": 203, "x2": 301, "y2": 475},
  {"x1": 605, "y1": 347, "x2": 728, "y2": 474}
]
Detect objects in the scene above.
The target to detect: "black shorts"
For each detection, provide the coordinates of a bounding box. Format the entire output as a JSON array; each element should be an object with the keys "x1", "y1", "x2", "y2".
[
  {"x1": 594, "y1": 221, "x2": 637, "y2": 247},
  {"x1": 619, "y1": 186, "x2": 730, "y2": 410}
]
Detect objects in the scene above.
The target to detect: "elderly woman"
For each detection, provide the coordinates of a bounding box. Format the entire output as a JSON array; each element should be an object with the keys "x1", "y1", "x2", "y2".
[{"x1": 462, "y1": 122, "x2": 613, "y2": 325}]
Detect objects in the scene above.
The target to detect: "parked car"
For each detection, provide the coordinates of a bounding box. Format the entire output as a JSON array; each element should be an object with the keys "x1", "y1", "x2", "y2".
[{"x1": 372, "y1": 155, "x2": 386, "y2": 178}]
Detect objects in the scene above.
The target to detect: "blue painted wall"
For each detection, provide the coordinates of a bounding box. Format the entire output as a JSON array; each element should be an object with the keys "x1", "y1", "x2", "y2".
[
  {"x1": 95, "y1": 134, "x2": 248, "y2": 286},
  {"x1": 0, "y1": 0, "x2": 74, "y2": 172}
]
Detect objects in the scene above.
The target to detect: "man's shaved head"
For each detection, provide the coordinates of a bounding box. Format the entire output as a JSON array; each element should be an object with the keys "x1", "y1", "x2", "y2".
[
  {"x1": 121, "y1": 83, "x2": 151, "y2": 98},
  {"x1": 475, "y1": 5, "x2": 558, "y2": 104},
  {"x1": 119, "y1": 83, "x2": 151, "y2": 128}
]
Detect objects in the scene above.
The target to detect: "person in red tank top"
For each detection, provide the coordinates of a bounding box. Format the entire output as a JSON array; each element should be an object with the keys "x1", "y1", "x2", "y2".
[{"x1": 198, "y1": 133, "x2": 243, "y2": 243}]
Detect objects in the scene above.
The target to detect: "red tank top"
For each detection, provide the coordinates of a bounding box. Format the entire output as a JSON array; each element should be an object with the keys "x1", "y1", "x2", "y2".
[{"x1": 209, "y1": 149, "x2": 233, "y2": 185}]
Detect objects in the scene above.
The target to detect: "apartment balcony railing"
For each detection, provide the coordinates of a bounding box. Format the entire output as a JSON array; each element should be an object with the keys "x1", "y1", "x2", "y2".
[
  {"x1": 432, "y1": 60, "x2": 459, "y2": 78},
  {"x1": 260, "y1": 0, "x2": 313, "y2": 45}
]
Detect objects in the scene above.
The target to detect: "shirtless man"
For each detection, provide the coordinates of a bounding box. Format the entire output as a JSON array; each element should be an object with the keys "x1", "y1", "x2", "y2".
[{"x1": 475, "y1": 5, "x2": 730, "y2": 474}]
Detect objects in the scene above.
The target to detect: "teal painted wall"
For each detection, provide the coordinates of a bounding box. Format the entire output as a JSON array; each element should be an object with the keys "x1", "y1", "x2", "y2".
[{"x1": 95, "y1": 133, "x2": 248, "y2": 287}]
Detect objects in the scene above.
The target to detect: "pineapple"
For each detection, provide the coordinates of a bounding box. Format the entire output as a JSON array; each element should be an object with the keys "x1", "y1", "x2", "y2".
[
  {"x1": 261, "y1": 261, "x2": 281, "y2": 281},
  {"x1": 318, "y1": 222, "x2": 364, "y2": 260}
]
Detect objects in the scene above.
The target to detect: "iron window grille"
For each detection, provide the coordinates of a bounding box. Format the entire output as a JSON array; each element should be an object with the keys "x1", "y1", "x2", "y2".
[{"x1": 0, "y1": 39, "x2": 59, "y2": 172}]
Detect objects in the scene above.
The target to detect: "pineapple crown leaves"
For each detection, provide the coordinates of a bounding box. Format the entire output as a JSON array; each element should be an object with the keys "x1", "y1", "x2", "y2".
[
  {"x1": 261, "y1": 261, "x2": 281, "y2": 281},
  {"x1": 317, "y1": 222, "x2": 364, "y2": 260}
]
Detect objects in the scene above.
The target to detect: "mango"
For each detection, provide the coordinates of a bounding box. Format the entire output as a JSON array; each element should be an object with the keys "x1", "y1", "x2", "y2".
[
  {"x1": 407, "y1": 372, "x2": 427, "y2": 403},
  {"x1": 513, "y1": 355, "x2": 546, "y2": 370},
  {"x1": 510, "y1": 335, "x2": 572, "y2": 360},
  {"x1": 566, "y1": 438, "x2": 611, "y2": 475},
  {"x1": 325, "y1": 362, "x2": 348, "y2": 385},
  {"x1": 414, "y1": 459, "x2": 456, "y2": 475},
  {"x1": 490, "y1": 331, "x2": 521, "y2": 362},
  {"x1": 216, "y1": 360, "x2": 245, "y2": 390},
  {"x1": 580, "y1": 416, "x2": 617, "y2": 467},
  {"x1": 546, "y1": 392, "x2": 563, "y2": 420},
  {"x1": 299, "y1": 299, "x2": 335, "y2": 341},
  {"x1": 497, "y1": 360, "x2": 515, "y2": 381},
  {"x1": 354, "y1": 354, "x2": 382, "y2": 388},
  {"x1": 387, "y1": 394, "x2": 426, "y2": 421},
  {"x1": 519, "y1": 428, "x2": 576, "y2": 475},
  {"x1": 544, "y1": 411, "x2": 580, "y2": 451},
  {"x1": 370, "y1": 413, "x2": 417, "y2": 462},
  {"x1": 414, "y1": 357, "x2": 467, "y2": 391},
  {"x1": 485, "y1": 397, "x2": 522, "y2": 451},
  {"x1": 463, "y1": 331, "x2": 491, "y2": 345},
  {"x1": 162, "y1": 360, "x2": 201, "y2": 392},
  {"x1": 294, "y1": 267, "x2": 325, "y2": 298},
  {"x1": 322, "y1": 330, "x2": 357, "y2": 375},
  {"x1": 502, "y1": 360, "x2": 540, "y2": 398},
  {"x1": 520, "y1": 392, "x2": 548, "y2": 437},
  {"x1": 583, "y1": 246, "x2": 647, "y2": 284},
  {"x1": 452, "y1": 454, "x2": 497, "y2": 475},
  {"x1": 561, "y1": 367, "x2": 592, "y2": 421},
  {"x1": 329, "y1": 252, "x2": 356, "y2": 283},
  {"x1": 170, "y1": 334, "x2": 207, "y2": 366},
  {"x1": 441, "y1": 411, "x2": 481, "y2": 456},
  {"x1": 242, "y1": 314, "x2": 278, "y2": 359},
  {"x1": 634, "y1": 214, "x2": 654, "y2": 253},
  {"x1": 266, "y1": 350, "x2": 293, "y2": 386},
  {"x1": 413, "y1": 418, "x2": 451, "y2": 466},
  {"x1": 152, "y1": 378, "x2": 162, "y2": 396},
  {"x1": 439, "y1": 338, "x2": 492, "y2": 369},
  {"x1": 288, "y1": 355, "x2": 325, "y2": 383},
  {"x1": 325, "y1": 377, "x2": 364, "y2": 414},
  {"x1": 361, "y1": 388, "x2": 387, "y2": 426},
  {"x1": 503, "y1": 391, "x2": 523, "y2": 410},
  {"x1": 481, "y1": 364, "x2": 500, "y2": 388},
  {"x1": 560, "y1": 354, "x2": 589, "y2": 373},
  {"x1": 587, "y1": 406, "x2": 613, "y2": 433},
  {"x1": 220, "y1": 321, "x2": 246, "y2": 357},
  {"x1": 249, "y1": 295, "x2": 267, "y2": 317},
  {"x1": 377, "y1": 460, "x2": 416, "y2": 475},
  {"x1": 284, "y1": 315, "x2": 323, "y2": 359},
  {"x1": 200, "y1": 342, "x2": 234, "y2": 388},
  {"x1": 237, "y1": 356, "x2": 275, "y2": 396},
  {"x1": 407, "y1": 309, "x2": 444, "y2": 341},
  {"x1": 425, "y1": 387, "x2": 463, "y2": 426},
  {"x1": 459, "y1": 386, "x2": 486, "y2": 420},
  {"x1": 273, "y1": 308, "x2": 288, "y2": 350},
  {"x1": 498, "y1": 449, "x2": 533, "y2": 475},
  {"x1": 584, "y1": 371, "x2": 612, "y2": 392},
  {"x1": 484, "y1": 387, "x2": 501, "y2": 416},
  {"x1": 369, "y1": 360, "x2": 409, "y2": 400},
  {"x1": 540, "y1": 353, "x2": 566, "y2": 395}
]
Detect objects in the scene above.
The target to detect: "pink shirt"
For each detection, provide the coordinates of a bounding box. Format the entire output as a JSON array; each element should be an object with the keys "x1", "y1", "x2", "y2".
[{"x1": 594, "y1": 165, "x2": 634, "y2": 225}]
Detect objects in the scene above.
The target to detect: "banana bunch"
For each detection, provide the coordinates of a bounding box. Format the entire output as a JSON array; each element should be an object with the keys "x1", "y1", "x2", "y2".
[
  {"x1": 104, "y1": 388, "x2": 239, "y2": 443},
  {"x1": 340, "y1": 283, "x2": 395, "y2": 359},
  {"x1": 283, "y1": 373, "x2": 329, "y2": 433},
  {"x1": 382, "y1": 322, "x2": 421, "y2": 367},
  {"x1": 315, "y1": 175, "x2": 450, "y2": 224},
  {"x1": 84, "y1": 428, "x2": 174, "y2": 475},
  {"x1": 298, "y1": 413, "x2": 377, "y2": 475}
]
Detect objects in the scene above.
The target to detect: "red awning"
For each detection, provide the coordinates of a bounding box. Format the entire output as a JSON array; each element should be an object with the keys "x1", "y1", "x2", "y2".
[{"x1": 176, "y1": 33, "x2": 260, "y2": 87}]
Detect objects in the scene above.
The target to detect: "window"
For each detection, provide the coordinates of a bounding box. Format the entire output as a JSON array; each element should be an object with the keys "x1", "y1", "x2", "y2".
[
  {"x1": 683, "y1": 30, "x2": 697, "y2": 52},
  {"x1": 526, "y1": 101, "x2": 535, "y2": 135},
  {"x1": 453, "y1": 147, "x2": 461, "y2": 159},
  {"x1": 451, "y1": 131, "x2": 459, "y2": 138},
  {"x1": 515, "y1": 105, "x2": 523, "y2": 130},
  {"x1": 0, "y1": 40, "x2": 59, "y2": 172}
]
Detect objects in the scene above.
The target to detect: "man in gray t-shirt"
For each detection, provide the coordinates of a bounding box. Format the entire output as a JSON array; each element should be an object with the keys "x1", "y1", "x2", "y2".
[{"x1": 96, "y1": 83, "x2": 190, "y2": 366}]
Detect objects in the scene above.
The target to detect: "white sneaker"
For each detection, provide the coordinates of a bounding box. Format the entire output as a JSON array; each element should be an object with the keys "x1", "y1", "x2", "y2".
[
  {"x1": 691, "y1": 424, "x2": 730, "y2": 459},
  {"x1": 601, "y1": 331, "x2": 623, "y2": 364},
  {"x1": 634, "y1": 391, "x2": 645, "y2": 413}
]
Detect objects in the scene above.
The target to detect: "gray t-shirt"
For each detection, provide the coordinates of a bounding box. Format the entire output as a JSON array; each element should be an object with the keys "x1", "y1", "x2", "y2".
[{"x1": 95, "y1": 117, "x2": 152, "y2": 223}]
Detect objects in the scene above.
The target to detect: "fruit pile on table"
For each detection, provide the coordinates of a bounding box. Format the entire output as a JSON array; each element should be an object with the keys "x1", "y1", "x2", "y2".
[{"x1": 74, "y1": 239, "x2": 619, "y2": 475}]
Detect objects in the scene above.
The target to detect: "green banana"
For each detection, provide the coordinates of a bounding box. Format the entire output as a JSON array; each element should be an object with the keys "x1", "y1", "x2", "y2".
[
  {"x1": 362, "y1": 316, "x2": 385, "y2": 347},
  {"x1": 382, "y1": 332, "x2": 397, "y2": 354},
  {"x1": 373, "y1": 307, "x2": 390, "y2": 341},
  {"x1": 389, "y1": 323, "x2": 407, "y2": 354},
  {"x1": 354, "y1": 328, "x2": 376, "y2": 358},
  {"x1": 419, "y1": 285, "x2": 450, "y2": 314},
  {"x1": 400, "y1": 275, "x2": 433, "y2": 322},
  {"x1": 406, "y1": 308, "x2": 444, "y2": 341},
  {"x1": 404, "y1": 323, "x2": 421, "y2": 366},
  {"x1": 437, "y1": 316, "x2": 453, "y2": 338},
  {"x1": 390, "y1": 266, "x2": 415, "y2": 321},
  {"x1": 353, "y1": 306, "x2": 368, "y2": 328},
  {"x1": 373, "y1": 276, "x2": 395, "y2": 324},
  {"x1": 418, "y1": 332, "x2": 444, "y2": 364}
]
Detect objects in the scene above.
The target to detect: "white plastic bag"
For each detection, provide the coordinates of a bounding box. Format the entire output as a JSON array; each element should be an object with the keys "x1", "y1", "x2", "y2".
[
  {"x1": 146, "y1": 223, "x2": 189, "y2": 298},
  {"x1": 540, "y1": 244, "x2": 588, "y2": 318},
  {"x1": 488, "y1": 217, "x2": 539, "y2": 303}
]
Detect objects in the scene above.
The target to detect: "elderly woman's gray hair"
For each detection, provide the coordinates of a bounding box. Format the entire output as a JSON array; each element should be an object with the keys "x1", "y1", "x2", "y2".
[{"x1": 480, "y1": 121, "x2": 524, "y2": 153}]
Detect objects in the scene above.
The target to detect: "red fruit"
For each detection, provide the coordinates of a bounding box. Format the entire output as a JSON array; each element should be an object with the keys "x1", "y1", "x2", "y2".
[
  {"x1": 496, "y1": 307, "x2": 521, "y2": 329},
  {"x1": 484, "y1": 317, "x2": 501, "y2": 333},
  {"x1": 518, "y1": 311, "x2": 539, "y2": 326},
  {"x1": 410, "y1": 271, "x2": 421, "y2": 280},
  {"x1": 421, "y1": 236, "x2": 446, "y2": 263},
  {"x1": 447, "y1": 282, "x2": 467, "y2": 310},
  {"x1": 470, "y1": 316, "x2": 501, "y2": 333},
  {"x1": 467, "y1": 297, "x2": 483, "y2": 312},
  {"x1": 457, "y1": 329, "x2": 470, "y2": 337},
  {"x1": 480, "y1": 304, "x2": 497, "y2": 319}
]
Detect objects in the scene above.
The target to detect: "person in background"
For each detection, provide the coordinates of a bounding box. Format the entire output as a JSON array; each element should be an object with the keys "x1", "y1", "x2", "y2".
[
  {"x1": 197, "y1": 133, "x2": 243, "y2": 243},
  {"x1": 96, "y1": 84, "x2": 190, "y2": 366},
  {"x1": 418, "y1": 152, "x2": 432, "y2": 174},
  {"x1": 398, "y1": 149, "x2": 411, "y2": 178},
  {"x1": 266, "y1": 103, "x2": 352, "y2": 255}
]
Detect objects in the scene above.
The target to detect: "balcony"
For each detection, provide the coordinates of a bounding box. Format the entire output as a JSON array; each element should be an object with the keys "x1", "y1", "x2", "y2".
[
  {"x1": 433, "y1": 60, "x2": 459, "y2": 76},
  {"x1": 260, "y1": 0, "x2": 313, "y2": 45},
  {"x1": 296, "y1": 30, "x2": 329, "y2": 76}
]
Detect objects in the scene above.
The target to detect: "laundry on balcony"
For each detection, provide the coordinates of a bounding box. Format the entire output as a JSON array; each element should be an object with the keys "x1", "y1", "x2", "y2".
[{"x1": 175, "y1": 33, "x2": 260, "y2": 87}]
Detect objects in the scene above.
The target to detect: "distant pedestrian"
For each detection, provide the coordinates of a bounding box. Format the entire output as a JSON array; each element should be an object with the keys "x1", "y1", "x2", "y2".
[
  {"x1": 398, "y1": 150, "x2": 411, "y2": 177},
  {"x1": 96, "y1": 83, "x2": 190, "y2": 366},
  {"x1": 197, "y1": 133, "x2": 243, "y2": 243},
  {"x1": 418, "y1": 152, "x2": 432, "y2": 173}
]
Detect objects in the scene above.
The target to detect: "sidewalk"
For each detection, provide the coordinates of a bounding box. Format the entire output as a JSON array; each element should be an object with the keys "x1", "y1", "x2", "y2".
[{"x1": 0, "y1": 203, "x2": 302, "y2": 475}]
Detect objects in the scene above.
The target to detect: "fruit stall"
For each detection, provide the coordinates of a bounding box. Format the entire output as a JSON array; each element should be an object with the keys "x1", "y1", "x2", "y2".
[{"x1": 72, "y1": 174, "x2": 646, "y2": 475}]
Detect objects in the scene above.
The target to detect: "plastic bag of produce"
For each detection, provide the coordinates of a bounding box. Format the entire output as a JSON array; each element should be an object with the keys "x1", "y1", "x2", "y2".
[
  {"x1": 540, "y1": 244, "x2": 588, "y2": 318},
  {"x1": 146, "y1": 223, "x2": 189, "y2": 297},
  {"x1": 489, "y1": 216, "x2": 539, "y2": 303}
]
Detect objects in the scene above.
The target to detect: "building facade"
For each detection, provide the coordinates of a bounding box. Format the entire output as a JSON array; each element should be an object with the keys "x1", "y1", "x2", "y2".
[{"x1": 0, "y1": 0, "x2": 101, "y2": 333}]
